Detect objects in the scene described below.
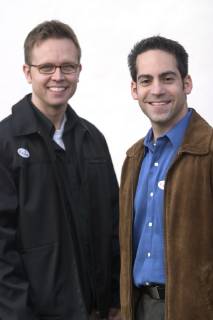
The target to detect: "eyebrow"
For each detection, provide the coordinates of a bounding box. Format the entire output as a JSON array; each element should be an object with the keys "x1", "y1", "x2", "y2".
[
  {"x1": 137, "y1": 71, "x2": 178, "y2": 81},
  {"x1": 32, "y1": 60, "x2": 79, "y2": 66}
]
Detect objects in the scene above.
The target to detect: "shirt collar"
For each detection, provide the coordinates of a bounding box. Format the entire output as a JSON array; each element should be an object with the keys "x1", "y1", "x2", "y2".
[
  {"x1": 55, "y1": 113, "x2": 67, "y2": 134},
  {"x1": 166, "y1": 108, "x2": 192, "y2": 147}
]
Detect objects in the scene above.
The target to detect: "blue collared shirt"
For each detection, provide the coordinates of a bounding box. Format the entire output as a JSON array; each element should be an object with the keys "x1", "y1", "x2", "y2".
[{"x1": 133, "y1": 109, "x2": 192, "y2": 286}]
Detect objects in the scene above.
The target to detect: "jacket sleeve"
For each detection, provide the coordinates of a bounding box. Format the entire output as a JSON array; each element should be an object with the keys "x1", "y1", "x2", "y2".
[
  {"x1": 0, "y1": 160, "x2": 38, "y2": 320},
  {"x1": 108, "y1": 154, "x2": 120, "y2": 308},
  {"x1": 102, "y1": 139, "x2": 120, "y2": 309}
]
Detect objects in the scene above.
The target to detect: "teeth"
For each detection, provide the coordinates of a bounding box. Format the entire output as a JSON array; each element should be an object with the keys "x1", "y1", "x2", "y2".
[
  {"x1": 150, "y1": 102, "x2": 169, "y2": 105},
  {"x1": 49, "y1": 87, "x2": 65, "y2": 92}
]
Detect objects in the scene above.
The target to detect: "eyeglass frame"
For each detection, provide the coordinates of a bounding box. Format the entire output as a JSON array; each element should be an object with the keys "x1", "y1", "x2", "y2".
[{"x1": 29, "y1": 62, "x2": 80, "y2": 75}]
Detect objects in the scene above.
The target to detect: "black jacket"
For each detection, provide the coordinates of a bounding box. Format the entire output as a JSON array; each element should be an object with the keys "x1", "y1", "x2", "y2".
[{"x1": 0, "y1": 95, "x2": 120, "y2": 320}]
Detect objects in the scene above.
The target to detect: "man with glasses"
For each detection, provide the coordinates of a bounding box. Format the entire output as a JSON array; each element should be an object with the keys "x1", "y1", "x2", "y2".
[{"x1": 0, "y1": 20, "x2": 120, "y2": 320}]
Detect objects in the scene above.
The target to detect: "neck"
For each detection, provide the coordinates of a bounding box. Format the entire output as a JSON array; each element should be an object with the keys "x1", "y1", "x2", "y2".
[
  {"x1": 152, "y1": 107, "x2": 188, "y2": 141},
  {"x1": 31, "y1": 93, "x2": 68, "y2": 129},
  {"x1": 48, "y1": 107, "x2": 66, "y2": 129},
  {"x1": 32, "y1": 102, "x2": 67, "y2": 130},
  {"x1": 152, "y1": 125, "x2": 170, "y2": 141},
  {"x1": 40, "y1": 107, "x2": 66, "y2": 130}
]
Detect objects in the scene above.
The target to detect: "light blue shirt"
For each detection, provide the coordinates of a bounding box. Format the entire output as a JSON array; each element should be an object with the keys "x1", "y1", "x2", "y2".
[{"x1": 133, "y1": 109, "x2": 192, "y2": 286}]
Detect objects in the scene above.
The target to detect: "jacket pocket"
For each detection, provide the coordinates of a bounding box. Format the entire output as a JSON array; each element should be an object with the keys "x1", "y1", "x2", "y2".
[
  {"x1": 87, "y1": 158, "x2": 107, "y2": 164},
  {"x1": 21, "y1": 242, "x2": 64, "y2": 314},
  {"x1": 39, "y1": 316, "x2": 61, "y2": 320},
  {"x1": 199, "y1": 263, "x2": 213, "y2": 316}
]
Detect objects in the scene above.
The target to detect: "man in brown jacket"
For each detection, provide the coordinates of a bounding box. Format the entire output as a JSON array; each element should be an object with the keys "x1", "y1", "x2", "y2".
[{"x1": 120, "y1": 36, "x2": 213, "y2": 320}]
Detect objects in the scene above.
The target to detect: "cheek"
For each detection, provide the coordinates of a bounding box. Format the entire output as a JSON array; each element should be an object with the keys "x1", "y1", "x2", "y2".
[
  {"x1": 68, "y1": 75, "x2": 79, "y2": 84},
  {"x1": 31, "y1": 80, "x2": 47, "y2": 94},
  {"x1": 132, "y1": 87, "x2": 145, "y2": 101},
  {"x1": 34, "y1": 77, "x2": 50, "y2": 88},
  {"x1": 68, "y1": 79, "x2": 79, "y2": 91},
  {"x1": 137, "y1": 90, "x2": 147, "y2": 102},
  {"x1": 25, "y1": 72, "x2": 33, "y2": 84}
]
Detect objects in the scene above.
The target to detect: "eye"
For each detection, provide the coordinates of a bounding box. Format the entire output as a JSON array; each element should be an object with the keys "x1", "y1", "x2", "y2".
[
  {"x1": 61, "y1": 64, "x2": 78, "y2": 73},
  {"x1": 39, "y1": 64, "x2": 55, "y2": 73},
  {"x1": 138, "y1": 79, "x2": 151, "y2": 87},
  {"x1": 163, "y1": 76, "x2": 175, "y2": 83}
]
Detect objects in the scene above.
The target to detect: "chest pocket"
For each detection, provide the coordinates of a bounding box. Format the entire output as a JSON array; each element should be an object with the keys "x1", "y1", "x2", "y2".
[{"x1": 15, "y1": 134, "x2": 51, "y2": 167}]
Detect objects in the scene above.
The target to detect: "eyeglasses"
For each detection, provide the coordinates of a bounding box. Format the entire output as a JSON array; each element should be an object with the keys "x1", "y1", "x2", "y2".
[{"x1": 29, "y1": 63, "x2": 80, "y2": 74}]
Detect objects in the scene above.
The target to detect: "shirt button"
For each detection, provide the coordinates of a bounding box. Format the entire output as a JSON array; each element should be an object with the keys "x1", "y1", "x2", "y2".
[
  {"x1": 147, "y1": 252, "x2": 151, "y2": 257},
  {"x1": 148, "y1": 222, "x2": 153, "y2": 227},
  {"x1": 150, "y1": 192, "x2": 154, "y2": 197},
  {"x1": 154, "y1": 162, "x2": 159, "y2": 166}
]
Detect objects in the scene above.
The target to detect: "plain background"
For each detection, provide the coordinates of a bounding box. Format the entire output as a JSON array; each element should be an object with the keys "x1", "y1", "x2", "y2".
[{"x1": 0, "y1": 0, "x2": 212, "y2": 178}]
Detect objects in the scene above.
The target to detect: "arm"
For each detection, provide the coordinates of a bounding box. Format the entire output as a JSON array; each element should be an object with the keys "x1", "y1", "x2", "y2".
[
  {"x1": 81, "y1": 121, "x2": 121, "y2": 317},
  {"x1": 103, "y1": 143, "x2": 121, "y2": 320},
  {"x1": 108, "y1": 157, "x2": 120, "y2": 309},
  {"x1": 0, "y1": 161, "x2": 38, "y2": 320},
  {"x1": 97, "y1": 156, "x2": 121, "y2": 320}
]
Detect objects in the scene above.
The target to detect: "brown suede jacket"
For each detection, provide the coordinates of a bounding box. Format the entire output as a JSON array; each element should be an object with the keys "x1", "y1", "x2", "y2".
[{"x1": 119, "y1": 109, "x2": 213, "y2": 320}]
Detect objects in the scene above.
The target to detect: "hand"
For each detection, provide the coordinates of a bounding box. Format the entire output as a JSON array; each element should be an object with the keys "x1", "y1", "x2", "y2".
[{"x1": 107, "y1": 308, "x2": 122, "y2": 320}]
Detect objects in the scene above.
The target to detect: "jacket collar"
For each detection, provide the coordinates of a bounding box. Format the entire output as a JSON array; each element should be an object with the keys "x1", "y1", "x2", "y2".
[
  {"x1": 126, "y1": 109, "x2": 213, "y2": 158},
  {"x1": 11, "y1": 94, "x2": 91, "y2": 137},
  {"x1": 12, "y1": 94, "x2": 38, "y2": 136},
  {"x1": 179, "y1": 109, "x2": 212, "y2": 155}
]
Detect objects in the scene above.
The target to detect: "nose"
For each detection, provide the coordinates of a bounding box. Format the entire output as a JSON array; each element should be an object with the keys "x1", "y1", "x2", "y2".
[
  {"x1": 51, "y1": 66, "x2": 65, "y2": 80},
  {"x1": 150, "y1": 80, "x2": 165, "y2": 95}
]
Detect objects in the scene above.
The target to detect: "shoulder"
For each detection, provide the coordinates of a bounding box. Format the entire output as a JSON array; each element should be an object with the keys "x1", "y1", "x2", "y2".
[
  {"x1": 78, "y1": 117, "x2": 112, "y2": 159},
  {"x1": 79, "y1": 117, "x2": 106, "y2": 141},
  {"x1": 126, "y1": 137, "x2": 145, "y2": 157},
  {"x1": 0, "y1": 115, "x2": 16, "y2": 169},
  {"x1": 67, "y1": 106, "x2": 106, "y2": 142},
  {"x1": 186, "y1": 110, "x2": 213, "y2": 152},
  {"x1": 0, "y1": 114, "x2": 13, "y2": 143},
  {"x1": 190, "y1": 109, "x2": 212, "y2": 132}
]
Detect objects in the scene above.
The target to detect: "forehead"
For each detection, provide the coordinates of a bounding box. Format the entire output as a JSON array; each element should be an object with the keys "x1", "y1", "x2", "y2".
[
  {"x1": 136, "y1": 49, "x2": 179, "y2": 76},
  {"x1": 30, "y1": 38, "x2": 79, "y2": 63}
]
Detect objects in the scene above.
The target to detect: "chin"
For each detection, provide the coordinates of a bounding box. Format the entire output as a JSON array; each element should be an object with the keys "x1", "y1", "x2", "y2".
[
  {"x1": 150, "y1": 115, "x2": 171, "y2": 125},
  {"x1": 49, "y1": 97, "x2": 68, "y2": 106},
  {"x1": 54, "y1": 104, "x2": 68, "y2": 109}
]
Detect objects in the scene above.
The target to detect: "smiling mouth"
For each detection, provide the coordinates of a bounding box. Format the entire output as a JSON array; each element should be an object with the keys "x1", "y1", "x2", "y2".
[
  {"x1": 48, "y1": 87, "x2": 66, "y2": 92},
  {"x1": 148, "y1": 100, "x2": 171, "y2": 106}
]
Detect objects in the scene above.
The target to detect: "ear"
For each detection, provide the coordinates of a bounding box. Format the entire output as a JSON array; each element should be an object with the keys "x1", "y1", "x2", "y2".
[
  {"x1": 131, "y1": 81, "x2": 138, "y2": 100},
  {"x1": 78, "y1": 64, "x2": 82, "y2": 73},
  {"x1": 76, "y1": 64, "x2": 82, "y2": 82},
  {"x1": 23, "y1": 64, "x2": 32, "y2": 84},
  {"x1": 183, "y1": 75, "x2": 192, "y2": 95}
]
